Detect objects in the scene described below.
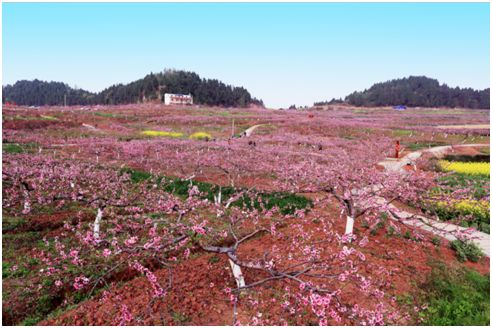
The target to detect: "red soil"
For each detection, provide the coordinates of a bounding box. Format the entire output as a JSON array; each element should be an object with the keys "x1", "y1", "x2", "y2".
[{"x1": 40, "y1": 203, "x2": 489, "y2": 326}]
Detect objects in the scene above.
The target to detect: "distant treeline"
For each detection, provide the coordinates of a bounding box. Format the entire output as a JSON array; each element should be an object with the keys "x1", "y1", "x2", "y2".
[
  {"x1": 2, "y1": 70, "x2": 263, "y2": 108},
  {"x1": 315, "y1": 76, "x2": 490, "y2": 109}
]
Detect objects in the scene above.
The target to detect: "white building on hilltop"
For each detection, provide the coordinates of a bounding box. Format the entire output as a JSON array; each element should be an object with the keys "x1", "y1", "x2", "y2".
[{"x1": 164, "y1": 93, "x2": 193, "y2": 105}]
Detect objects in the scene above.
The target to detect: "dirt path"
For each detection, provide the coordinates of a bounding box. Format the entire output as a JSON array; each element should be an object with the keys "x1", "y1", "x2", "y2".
[
  {"x1": 377, "y1": 143, "x2": 490, "y2": 256},
  {"x1": 242, "y1": 124, "x2": 266, "y2": 137}
]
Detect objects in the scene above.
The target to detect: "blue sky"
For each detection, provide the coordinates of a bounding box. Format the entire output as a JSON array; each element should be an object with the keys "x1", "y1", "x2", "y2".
[{"x1": 3, "y1": 2, "x2": 490, "y2": 108}]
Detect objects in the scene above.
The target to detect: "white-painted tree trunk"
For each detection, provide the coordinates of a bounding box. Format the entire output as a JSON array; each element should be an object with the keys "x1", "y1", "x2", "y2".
[
  {"x1": 214, "y1": 188, "x2": 222, "y2": 206},
  {"x1": 94, "y1": 208, "x2": 103, "y2": 240},
  {"x1": 22, "y1": 187, "x2": 31, "y2": 214},
  {"x1": 229, "y1": 259, "x2": 246, "y2": 288},
  {"x1": 225, "y1": 198, "x2": 235, "y2": 209},
  {"x1": 345, "y1": 216, "x2": 355, "y2": 235}
]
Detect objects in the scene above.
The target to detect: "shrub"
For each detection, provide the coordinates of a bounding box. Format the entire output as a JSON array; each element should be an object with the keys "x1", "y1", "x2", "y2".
[
  {"x1": 189, "y1": 132, "x2": 213, "y2": 141},
  {"x1": 450, "y1": 240, "x2": 484, "y2": 262}
]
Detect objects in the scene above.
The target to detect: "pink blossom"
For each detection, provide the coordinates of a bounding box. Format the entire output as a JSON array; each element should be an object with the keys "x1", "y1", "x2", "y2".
[
  {"x1": 359, "y1": 236, "x2": 369, "y2": 247},
  {"x1": 124, "y1": 236, "x2": 138, "y2": 247},
  {"x1": 118, "y1": 304, "x2": 133, "y2": 325}
]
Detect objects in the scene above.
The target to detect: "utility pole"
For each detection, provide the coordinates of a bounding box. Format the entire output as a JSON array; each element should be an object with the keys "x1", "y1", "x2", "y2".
[{"x1": 64, "y1": 94, "x2": 67, "y2": 107}]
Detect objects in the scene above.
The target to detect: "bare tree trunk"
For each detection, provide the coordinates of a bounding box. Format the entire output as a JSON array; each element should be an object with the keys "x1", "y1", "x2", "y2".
[
  {"x1": 94, "y1": 207, "x2": 103, "y2": 240},
  {"x1": 228, "y1": 259, "x2": 246, "y2": 288}
]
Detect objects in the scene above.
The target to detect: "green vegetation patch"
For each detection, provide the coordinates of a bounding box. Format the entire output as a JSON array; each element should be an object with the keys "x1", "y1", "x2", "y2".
[
  {"x1": 120, "y1": 168, "x2": 312, "y2": 215},
  {"x1": 3, "y1": 142, "x2": 39, "y2": 154},
  {"x1": 419, "y1": 263, "x2": 489, "y2": 325}
]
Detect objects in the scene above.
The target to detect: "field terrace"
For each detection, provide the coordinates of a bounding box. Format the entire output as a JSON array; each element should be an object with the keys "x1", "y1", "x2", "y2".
[{"x1": 2, "y1": 104, "x2": 490, "y2": 325}]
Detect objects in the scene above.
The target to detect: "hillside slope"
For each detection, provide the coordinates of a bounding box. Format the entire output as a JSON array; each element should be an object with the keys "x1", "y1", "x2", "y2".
[
  {"x1": 316, "y1": 76, "x2": 489, "y2": 109},
  {"x1": 2, "y1": 69, "x2": 263, "y2": 108}
]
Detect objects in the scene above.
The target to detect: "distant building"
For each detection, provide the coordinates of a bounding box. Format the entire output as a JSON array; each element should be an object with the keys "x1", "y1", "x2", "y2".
[
  {"x1": 393, "y1": 105, "x2": 407, "y2": 111},
  {"x1": 164, "y1": 93, "x2": 193, "y2": 106}
]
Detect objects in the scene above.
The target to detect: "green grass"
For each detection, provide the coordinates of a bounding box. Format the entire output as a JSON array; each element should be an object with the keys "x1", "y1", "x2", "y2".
[
  {"x1": 419, "y1": 262, "x2": 489, "y2": 325},
  {"x1": 3, "y1": 142, "x2": 39, "y2": 154},
  {"x1": 119, "y1": 168, "x2": 312, "y2": 215}
]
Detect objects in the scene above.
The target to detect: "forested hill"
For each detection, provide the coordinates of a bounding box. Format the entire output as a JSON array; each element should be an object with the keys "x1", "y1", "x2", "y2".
[
  {"x1": 2, "y1": 70, "x2": 263, "y2": 107},
  {"x1": 316, "y1": 76, "x2": 489, "y2": 109}
]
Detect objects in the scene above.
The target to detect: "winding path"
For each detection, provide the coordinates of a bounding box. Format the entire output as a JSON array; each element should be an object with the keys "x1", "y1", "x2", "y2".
[
  {"x1": 378, "y1": 143, "x2": 489, "y2": 173},
  {"x1": 378, "y1": 143, "x2": 490, "y2": 257},
  {"x1": 241, "y1": 124, "x2": 267, "y2": 137}
]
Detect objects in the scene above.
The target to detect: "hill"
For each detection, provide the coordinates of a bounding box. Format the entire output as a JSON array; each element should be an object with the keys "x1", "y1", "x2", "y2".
[
  {"x1": 2, "y1": 69, "x2": 263, "y2": 108},
  {"x1": 316, "y1": 76, "x2": 489, "y2": 109}
]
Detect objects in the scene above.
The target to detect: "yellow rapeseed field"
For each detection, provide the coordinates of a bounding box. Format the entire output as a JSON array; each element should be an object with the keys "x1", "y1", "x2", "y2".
[
  {"x1": 438, "y1": 160, "x2": 490, "y2": 176},
  {"x1": 141, "y1": 130, "x2": 183, "y2": 138},
  {"x1": 434, "y1": 199, "x2": 489, "y2": 218},
  {"x1": 453, "y1": 200, "x2": 490, "y2": 218},
  {"x1": 189, "y1": 132, "x2": 212, "y2": 140}
]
